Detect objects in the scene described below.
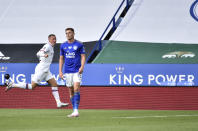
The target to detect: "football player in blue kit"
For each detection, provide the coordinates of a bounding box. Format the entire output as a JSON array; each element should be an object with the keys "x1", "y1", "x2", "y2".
[{"x1": 59, "y1": 28, "x2": 86, "y2": 117}]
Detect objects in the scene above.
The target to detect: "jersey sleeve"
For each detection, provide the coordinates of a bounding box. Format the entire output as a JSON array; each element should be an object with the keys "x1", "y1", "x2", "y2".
[
  {"x1": 60, "y1": 44, "x2": 64, "y2": 56},
  {"x1": 42, "y1": 44, "x2": 50, "y2": 52},
  {"x1": 79, "y1": 44, "x2": 85, "y2": 54},
  {"x1": 36, "y1": 44, "x2": 49, "y2": 58}
]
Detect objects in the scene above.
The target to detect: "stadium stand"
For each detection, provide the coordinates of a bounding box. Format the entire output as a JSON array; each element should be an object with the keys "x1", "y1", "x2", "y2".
[
  {"x1": 0, "y1": 41, "x2": 96, "y2": 63},
  {"x1": 87, "y1": 0, "x2": 198, "y2": 63},
  {"x1": 92, "y1": 41, "x2": 198, "y2": 64}
]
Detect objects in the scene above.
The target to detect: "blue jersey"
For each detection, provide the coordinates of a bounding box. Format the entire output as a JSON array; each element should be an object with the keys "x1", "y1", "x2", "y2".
[{"x1": 60, "y1": 40, "x2": 85, "y2": 73}]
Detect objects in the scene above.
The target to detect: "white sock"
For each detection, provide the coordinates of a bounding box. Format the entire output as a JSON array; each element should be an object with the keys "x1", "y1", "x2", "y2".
[
  {"x1": 13, "y1": 83, "x2": 32, "y2": 90},
  {"x1": 51, "y1": 87, "x2": 61, "y2": 104}
]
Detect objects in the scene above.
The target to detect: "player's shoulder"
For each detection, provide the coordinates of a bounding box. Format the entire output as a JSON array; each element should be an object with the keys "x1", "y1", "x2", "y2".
[
  {"x1": 62, "y1": 41, "x2": 67, "y2": 44},
  {"x1": 41, "y1": 43, "x2": 49, "y2": 49},
  {"x1": 60, "y1": 41, "x2": 67, "y2": 47},
  {"x1": 75, "y1": 40, "x2": 84, "y2": 47},
  {"x1": 44, "y1": 43, "x2": 50, "y2": 47},
  {"x1": 42, "y1": 43, "x2": 47, "y2": 46},
  {"x1": 75, "y1": 40, "x2": 83, "y2": 45},
  {"x1": 44, "y1": 43, "x2": 53, "y2": 49}
]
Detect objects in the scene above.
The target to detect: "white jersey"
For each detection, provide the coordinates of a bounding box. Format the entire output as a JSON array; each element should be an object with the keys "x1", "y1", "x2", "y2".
[{"x1": 36, "y1": 42, "x2": 54, "y2": 72}]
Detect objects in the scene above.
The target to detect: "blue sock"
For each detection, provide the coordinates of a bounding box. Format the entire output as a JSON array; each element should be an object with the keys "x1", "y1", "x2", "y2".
[
  {"x1": 70, "y1": 97, "x2": 74, "y2": 109},
  {"x1": 73, "y1": 92, "x2": 80, "y2": 110}
]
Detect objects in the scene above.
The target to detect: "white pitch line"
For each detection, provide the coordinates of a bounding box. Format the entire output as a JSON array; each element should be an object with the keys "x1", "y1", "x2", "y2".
[{"x1": 112, "y1": 115, "x2": 198, "y2": 119}]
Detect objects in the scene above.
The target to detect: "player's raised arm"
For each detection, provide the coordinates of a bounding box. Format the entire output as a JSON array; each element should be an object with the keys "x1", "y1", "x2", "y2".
[
  {"x1": 36, "y1": 49, "x2": 45, "y2": 58},
  {"x1": 36, "y1": 45, "x2": 49, "y2": 58}
]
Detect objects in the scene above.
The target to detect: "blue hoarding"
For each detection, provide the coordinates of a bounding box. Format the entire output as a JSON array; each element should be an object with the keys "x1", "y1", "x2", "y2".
[{"x1": 0, "y1": 63, "x2": 197, "y2": 86}]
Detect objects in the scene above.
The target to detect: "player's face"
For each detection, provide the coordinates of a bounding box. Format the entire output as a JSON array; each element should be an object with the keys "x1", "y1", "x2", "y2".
[
  {"x1": 49, "y1": 36, "x2": 56, "y2": 46},
  {"x1": 66, "y1": 30, "x2": 74, "y2": 41}
]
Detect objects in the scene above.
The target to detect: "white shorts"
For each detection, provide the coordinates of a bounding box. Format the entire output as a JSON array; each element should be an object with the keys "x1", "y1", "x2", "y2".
[
  {"x1": 63, "y1": 72, "x2": 82, "y2": 87},
  {"x1": 32, "y1": 64, "x2": 53, "y2": 84}
]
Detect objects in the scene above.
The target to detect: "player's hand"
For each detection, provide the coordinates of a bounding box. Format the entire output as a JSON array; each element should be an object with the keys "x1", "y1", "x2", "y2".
[
  {"x1": 59, "y1": 72, "x2": 64, "y2": 79},
  {"x1": 44, "y1": 54, "x2": 48, "y2": 58},
  {"x1": 78, "y1": 67, "x2": 84, "y2": 74}
]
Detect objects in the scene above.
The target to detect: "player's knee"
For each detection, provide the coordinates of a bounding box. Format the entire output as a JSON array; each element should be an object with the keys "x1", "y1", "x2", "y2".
[
  {"x1": 73, "y1": 83, "x2": 80, "y2": 92},
  {"x1": 68, "y1": 87, "x2": 74, "y2": 97},
  {"x1": 47, "y1": 79, "x2": 58, "y2": 87},
  {"x1": 31, "y1": 82, "x2": 38, "y2": 90},
  {"x1": 74, "y1": 88, "x2": 79, "y2": 92},
  {"x1": 51, "y1": 83, "x2": 58, "y2": 87},
  {"x1": 32, "y1": 85, "x2": 37, "y2": 90},
  {"x1": 49, "y1": 81, "x2": 58, "y2": 87},
  {"x1": 71, "y1": 91, "x2": 74, "y2": 96}
]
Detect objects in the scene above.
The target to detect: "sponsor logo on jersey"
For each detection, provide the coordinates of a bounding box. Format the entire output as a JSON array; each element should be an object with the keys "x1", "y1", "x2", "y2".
[{"x1": 65, "y1": 52, "x2": 75, "y2": 58}]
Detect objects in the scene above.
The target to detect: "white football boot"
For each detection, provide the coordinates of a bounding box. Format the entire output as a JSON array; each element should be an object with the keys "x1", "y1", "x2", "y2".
[
  {"x1": 5, "y1": 80, "x2": 13, "y2": 92},
  {"x1": 67, "y1": 112, "x2": 79, "y2": 118},
  {"x1": 57, "y1": 102, "x2": 69, "y2": 108}
]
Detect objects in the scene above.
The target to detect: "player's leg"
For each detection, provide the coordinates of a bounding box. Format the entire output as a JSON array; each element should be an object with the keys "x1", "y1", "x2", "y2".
[
  {"x1": 68, "y1": 86, "x2": 74, "y2": 109},
  {"x1": 67, "y1": 86, "x2": 77, "y2": 117},
  {"x1": 5, "y1": 74, "x2": 38, "y2": 91},
  {"x1": 64, "y1": 73, "x2": 78, "y2": 117},
  {"x1": 5, "y1": 64, "x2": 46, "y2": 92},
  {"x1": 67, "y1": 73, "x2": 81, "y2": 117},
  {"x1": 68, "y1": 86, "x2": 74, "y2": 97},
  {"x1": 12, "y1": 81, "x2": 37, "y2": 89},
  {"x1": 46, "y1": 72, "x2": 69, "y2": 108},
  {"x1": 72, "y1": 82, "x2": 80, "y2": 115}
]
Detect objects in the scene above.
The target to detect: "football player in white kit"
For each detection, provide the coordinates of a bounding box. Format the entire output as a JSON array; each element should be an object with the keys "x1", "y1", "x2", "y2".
[{"x1": 5, "y1": 34, "x2": 69, "y2": 108}]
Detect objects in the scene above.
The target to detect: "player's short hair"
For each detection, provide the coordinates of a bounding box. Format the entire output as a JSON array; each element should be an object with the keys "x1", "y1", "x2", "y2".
[
  {"x1": 48, "y1": 34, "x2": 56, "y2": 38},
  {"x1": 65, "y1": 28, "x2": 74, "y2": 33}
]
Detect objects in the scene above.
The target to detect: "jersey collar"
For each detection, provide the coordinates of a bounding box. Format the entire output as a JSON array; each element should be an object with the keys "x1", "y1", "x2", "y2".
[
  {"x1": 48, "y1": 42, "x2": 54, "y2": 47},
  {"x1": 67, "y1": 39, "x2": 76, "y2": 44}
]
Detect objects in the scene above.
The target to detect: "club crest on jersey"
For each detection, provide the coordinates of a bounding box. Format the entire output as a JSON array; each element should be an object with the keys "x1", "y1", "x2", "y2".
[
  {"x1": 68, "y1": 46, "x2": 72, "y2": 49},
  {"x1": 73, "y1": 46, "x2": 78, "y2": 50}
]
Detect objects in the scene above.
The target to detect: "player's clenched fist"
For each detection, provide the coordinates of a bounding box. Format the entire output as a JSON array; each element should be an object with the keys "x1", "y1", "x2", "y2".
[
  {"x1": 78, "y1": 67, "x2": 84, "y2": 74},
  {"x1": 44, "y1": 54, "x2": 48, "y2": 58}
]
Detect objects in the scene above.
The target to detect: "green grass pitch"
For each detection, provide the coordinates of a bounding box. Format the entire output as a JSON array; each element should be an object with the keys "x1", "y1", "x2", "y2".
[{"x1": 0, "y1": 109, "x2": 198, "y2": 131}]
